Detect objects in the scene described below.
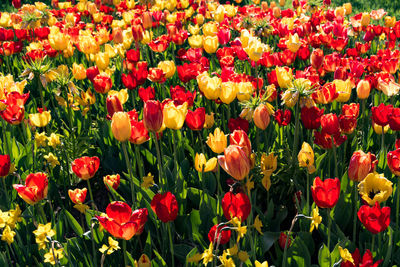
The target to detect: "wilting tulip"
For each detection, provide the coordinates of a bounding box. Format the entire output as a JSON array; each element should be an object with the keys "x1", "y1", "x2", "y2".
[
  {"x1": 143, "y1": 100, "x2": 163, "y2": 132},
  {"x1": 195, "y1": 153, "x2": 217, "y2": 172},
  {"x1": 151, "y1": 192, "x2": 178, "y2": 223},
  {"x1": 103, "y1": 174, "x2": 121, "y2": 190},
  {"x1": 387, "y1": 149, "x2": 400, "y2": 176},
  {"x1": 311, "y1": 177, "x2": 340, "y2": 209},
  {"x1": 298, "y1": 142, "x2": 316, "y2": 174},
  {"x1": 320, "y1": 113, "x2": 340, "y2": 135},
  {"x1": 206, "y1": 128, "x2": 227, "y2": 154},
  {"x1": 358, "y1": 172, "x2": 392, "y2": 206},
  {"x1": 68, "y1": 188, "x2": 87, "y2": 204},
  {"x1": 358, "y1": 202, "x2": 390, "y2": 234},
  {"x1": 208, "y1": 224, "x2": 231, "y2": 245},
  {"x1": 348, "y1": 150, "x2": 377, "y2": 182},
  {"x1": 13, "y1": 173, "x2": 48, "y2": 205},
  {"x1": 96, "y1": 201, "x2": 148, "y2": 240},
  {"x1": 221, "y1": 191, "x2": 251, "y2": 221},
  {"x1": 218, "y1": 145, "x2": 250, "y2": 181},
  {"x1": 253, "y1": 104, "x2": 271, "y2": 130},
  {"x1": 71, "y1": 156, "x2": 100, "y2": 180},
  {"x1": 111, "y1": 112, "x2": 132, "y2": 142},
  {"x1": 0, "y1": 155, "x2": 11, "y2": 177},
  {"x1": 163, "y1": 102, "x2": 188, "y2": 130}
]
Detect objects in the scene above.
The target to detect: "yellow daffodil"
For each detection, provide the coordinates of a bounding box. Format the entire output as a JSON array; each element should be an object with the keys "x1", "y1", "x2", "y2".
[
  {"x1": 7, "y1": 205, "x2": 22, "y2": 229},
  {"x1": 44, "y1": 248, "x2": 64, "y2": 265},
  {"x1": 195, "y1": 153, "x2": 217, "y2": 172},
  {"x1": 202, "y1": 242, "x2": 214, "y2": 265},
  {"x1": 238, "y1": 251, "x2": 249, "y2": 262},
  {"x1": 298, "y1": 142, "x2": 316, "y2": 174},
  {"x1": 44, "y1": 153, "x2": 60, "y2": 168},
  {"x1": 33, "y1": 223, "x2": 56, "y2": 250},
  {"x1": 99, "y1": 237, "x2": 120, "y2": 255},
  {"x1": 226, "y1": 244, "x2": 238, "y2": 256},
  {"x1": 358, "y1": 172, "x2": 393, "y2": 206},
  {"x1": 141, "y1": 173, "x2": 155, "y2": 189},
  {"x1": 219, "y1": 251, "x2": 235, "y2": 267},
  {"x1": 163, "y1": 102, "x2": 188, "y2": 130},
  {"x1": 261, "y1": 153, "x2": 277, "y2": 177},
  {"x1": 255, "y1": 260, "x2": 269, "y2": 267},
  {"x1": 246, "y1": 177, "x2": 255, "y2": 195},
  {"x1": 310, "y1": 207, "x2": 322, "y2": 232},
  {"x1": 29, "y1": 111, "x2": 51, "y2": 128},
  {"x1": 35, "y1": 132, "x2": 48, "y2": 147},
  {"x1": 1, "y1": 226, "x2": 15, "y2": 245},
  {"x1": 230, "y1": 217, "x2": 247, "y2": 242},
  {"x1": 48, "y1": 133, "x2": 61, "y2": 148},
  {"x1": 187, "y1": 253, "x2": 203, "y2": 263},
  {"x1": 339, "y1": 246, "x2": 354, "y2": 264},
  {"x1": 206, "y1": 128, "x2": 227, "y2": 154},
  {"x1": 253, "y1": 215, "x2": 263, "y2": 235}
]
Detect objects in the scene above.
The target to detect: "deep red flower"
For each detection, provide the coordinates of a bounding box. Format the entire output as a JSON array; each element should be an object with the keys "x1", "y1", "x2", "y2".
[
  {"x1": 129, "y1": 120, "x2": 149, "y2": 145},
  {"x1": 387, "y1": 149, "x2": 400, "y2": 176},
  {"x1": 177, "y1": 63, "x2": 201, "y2": 83},
  {"x1": 86, "y1": 66, "x2": 100, "y2": 82},
  {"x1": 126, "y1": 49, "x2": 140, "y2": 63},
  {"x1": 314, "y1": 130, "x2": 347, "y2": 149},
  {"x1": 229, "y1": 130, "x2": 252, "y2": 158},
  {"x1": 138, "y1": 86, "x2": 155, "y2": 103},
  {"x1": 278, "y1": 232, "x2": 292, "y2": 250},
  {"x1": 12, "y1": 0, "x2": 21, "y2": 9},
  {"x1": 389, "y1": 108, "x2": 400, "y2": 131},
  {"x1": 0, "y1": 155, "x2": 11, "y2": 177},
  {"x1": 311, "y1": 177, "x2": 340, "y2": 209},
  {"x1": 217, "y1": 27, "x2": 231, "y2": 45},
  {"x1": 339, "y1": 114, "x2": 357, "y2": 134},
  {"x1": 96, "y1": 201, "x2": 148, "y2": 240},
  {"x1": 106, "y1": 95, "x2": 123, "y2": 120},
  {"x1": 274, "y1": 109, "x2": 291, "y2": 127},
  {"x1": 170, "y1": 85, "x2": 196, "y2": 106},
  {"x1": 320, "y1": 113, "x2": 340, "y2": 135},
  {"x1": 301, "y1": 106, "x2": 324, "y2": 129},
  {"x1": 340, "y1": 248, "x2": 382, "y2": 267},
  {"x1": 185, "y1": 107, "x2": 205, "y2": 131},
  {"x1": 371, "y1": 103, "x2": 393, "y2": 126},
  {"x1": 121, "y1": 72, "x2": 138, "y2": 90},
  {"x1": 358, "y1": 202, "x2": 390, "y2": 234},
  {"x1": 208, "y1": 224, "x2": 231, "y2": 245},
  {"x1": 151, "y1": 192, "x2": 178, "y2": 223},
  {"x1": 13, "y1": 173, "x2": 48, "y2": 205},
  {"x1": 143, "y1": 100, "x2": 163, "y2": 132},
  {"x1": 228, "y1": 117, "x2": 249, "y2": 133},
  {"x1": 71, "y1": 156, "x2": 100, "y2": 180},
  {"x1": 93, "y1": 75, "x2": 112, "y2": 94},
  {"x1": 221, "y1": 191, "x2": 251, "y2": 221},
  {"x1": 310, "y1": 48, "x2": 324, "y2": 70}
]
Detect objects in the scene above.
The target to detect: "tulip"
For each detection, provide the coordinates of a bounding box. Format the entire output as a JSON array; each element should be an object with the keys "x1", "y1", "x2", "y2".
[
  {"x1": 218, "y1": 145, "x2": 250, "y2": 181},
  {"x1": 195, "y1": 153, "x2": 217, "y2": 172},
  {"x1": 96, "y1": 201, "x2": 148, "y2": 240},
  {"x1": 320, "y1": 113, "x2": 340, "y2": 135},
  {"x1": 0, "y1": 155, "x2": 11, "y2": 177},
  {"x1": 387, "y1": 149, "x2": 400, "y2": 176},
  {"x1": 301, "y1": 106, "x2": 324, "y2": 129},
  {"x1": 244, "y1": 37, "x2": 268, "y2": 61},
  {"x1": 48, "y1": 31, "x2": 69, "y2": 51},
  {"x1": 138, "y1": 254, "x2": 151, "y2": 267},
  {"x1": 188, "y1": 35, "x2": 203, "y2": 48},
  {"x1": 13, "y1": 173, "x2": 48, "y2": 205},
  {"x1": 103, "y1": 174, "x2": 121, "y2": 191},
  {"x1": 230, "y1": 130, "x2": 252, "y2": 158},
  {"x1": 206, "y1": 128, "x2": 227, "y2": 154},
  {"x1": 111, "y1": 112, "x2": 132, "y2": 142},
  {"x1": 29, "y1": 110, "x2": 51, "y2": 128},
  {"x1": 68, "y1": 188, "x2": 87, "y2": 204},
  {"x1": 143, "y1": 100, "x2": 163, "y2": 132},
  {"x1": 185, "y1": 108, "x2": 205, "y2": 131},
  {"x1": 286, "y1": 34, "x2": 301, "y2": 53},
  {"x1": 253, "y1": 104, "x2": 271, "y2": 130},
  {"x1": 389, "y1": 108, "x2": 400, "y2": 131},
  {"x1": 356, "y1": 80, "x2": 370, "y2": 100},
  {"x1": 358, "y1": 202, "x2": 390, "y2": 234},
  {"x1": 221, "y1": 191, "x2": 251, "y2": 221},
  {"x1": 208, "y1": 224, "x2": 231, "y2": 245},
  {"x1": 204, "y1": 113, "x2": 215, "y2": 129},
  {"x1": 310, "y1": 49, "x2": 324, "y2": 70},
  {"x1": 339, "y1": 114, "x2": 357, "y2": 134},
  {"x1": 311, "y1": 177, "x2": 340, "y2": 209},
  {"x1": 71, "y1": 156, "x2": 100, "y2": 180},
  {"x1": 93, "y1": 75, "x2": 112, "y2": 94},
  {"x1": 275, "y1": 67, "x2": 293, "y2": 89},
  {"x1": 203, "y1": 35, "x2": 219, "y2": 54},
  {"x1": 1, "y1": 104, "x2": 25, "y2": 125},
  {"x1": 228, "y1": 117, "x2": 249, "y2": 133},
  {"x1": 274, "y1": 109, "x2": 291, "y2": 127},
  {"x1": 163, "y1": 101, "x2": 188, "y2": 130},
  {"x1": 348, "y1": 151, "x2": 377, "y2": 182},
  {"x1": 343, "y1": 3, "x2": 352, "y2": 15},
  {"x1": 151, "y1": 192, "x2": 178, "y2": 223},
  {"x1": 129, "y1": 120, "x2": 149, "y2": 145},
  {"x1": 360, "y1": 13, "x2": 370, "y2": 27},
  {"x1": 341, "y1": 249, "x2": 382, "y2": 267},
  {"x1": 106, "y1": 95, "x2": 123, "y2": 120},
  {"x1": 220, "y1": 82, "x2": 238, "y2": 104},
  {"x1": 333, "y1": 79, "x2": 352, "y2": 102},
  {"x1": 72, "y1": 63, "x2": 87, "y2": 80},
  {"x1": 236, "y1": 82, "x2": 254, "y2": 102},
  {"x1": 157, "y1": 61, "x2": 176, "y2": 79},
  {"x1": 371, "y1": 103, "x2": 393, "y2": 127},
  {"x1": 298, "y1": 142, "x2": 315, "y2": 174},
  {"x1": 358, "y1": 172, "x2": 392, "y2": 206},
  {"x1": 202, "y1": 22, "x2": 218, "y2": 36}
]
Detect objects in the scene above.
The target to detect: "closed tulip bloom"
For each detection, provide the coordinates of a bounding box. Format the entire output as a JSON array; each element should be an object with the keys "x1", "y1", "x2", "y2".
[
  {"x1": 72, "y1": 63, "x2": 86, "y2": 80},
  {"x1": 253, "y1": 104, "x2": 271, "y2": 130},
  {"x1": 201, "y1": 75, "x2": 222, "y2": 100},
  {"x1": 68, "y1": 188, "x2": 87, "y2": 204},
  {"x1": 236, "y1": 82, "x2": 254, "y2": 102},
  {"x1": 389, "y1": 108, "x2": 400, "y2": 131},
  {"x1": 311, "y1": 177, "x2": 340, "y2": 209},
  {"x1": 13, "y1": 173, "x2": 48, "y2": 205},
  {"x1": 195, "y1": 153, "x2": 217, "y2": 172},
  {"x1": 103, "y1": 174, "x2": 121, "y2": 190},
  {"x1": 320, "y1": 113, "x2": 340, "y2": 135},
  {"x1": 208, "y1": 224, "x2": 231, "y2": 245},
  {"x1": 218, "y1": 145, "x2": 250, "y2": 181},
  {"x1": 221, "y1": 191, "x2": 251, "y2": 221},
  {"x1": 275, "y1": 67, "x2": 293, "y2": 89},
  {"x1": 220, "y1": 82, "x2": 238, "y2": 104},
  {"x1": 106, "y1": 95, "x2": 123, "y2": 119},
  {"x1": 358, "y1": 202, "x2": 390, "y2": 234},
  {"x1": 143, "y1": 100, "x2": 163, "y2": 132},
  {"x1": 348, "y1": 150, "x2": 377, "y2": 182},
  {"x1": 310, "y1": 49, "x2": 324, "y2": 70},
  {"x1": 206, "y1": 128, "x2": 227, "y2": 154},
  {"x1": 185, "y1": 107, "x2": 205, "y2": 131},
  {"x1": 356, "y1": 80, "x2": 371, "y2": 99},
  {"x1": 333, "y1": 79, "x2": 352, "y2": 102},
  {"x1": 163, "y1": 101, "x2": 188, "y2": 130},
  {"x1": 49, "y1": 30, "x2": 69, "y2": 51},
  {"x1": 371, "y1": 103, "x2": 393, "y2": 127},
  {"x1": 387, "y1": 149, "x2": 400, "y2": 176},
  {"x1": 230, "y1": 130, "x2": 252, "y2": 158},
  {"x1": 0, "y1": 155, "x2": 11, "y2": 177},
  {"x1": 138, "y1": 254, "x2": 151, "y2": 267},
  {"x1": 94, "y1": 52, "x2": 110, "y2": 70},
  {"x1": 151, "y1": 192, "x2": 178, "y2": 223},
  {"x1": 157, "y1": 61, "x2": 176, "y2": 79},
  {"x1": 71, "y1": 156, "x2": 100, "y2": 180},
  {"x1": 203, "y1": 35, "x2": 219, "y2": 54},
  {"x1": 361, "y1": 13, "x2": 370, "y2": 27},
  {"x1": 358, "y1": 172, "x2": 392, "y2": 206},
  {"x1": 29, "y1": 110, "x2": 51, "y2": 127},
  {"x1": 298, "y1": 142, "x2": 315, "y2": 174},
  {"x1": 204, "y1": 113, "x2": 215, "y2": 129},
  {"x1": 96, "y1": 201, "x2": 148, "y2": 240},
  {"x1": 111, "y1": 112, "x2": 132, "y2": 142},
  {"x1": 93, "y1": 75, "x2": 112, "y2": 94}
]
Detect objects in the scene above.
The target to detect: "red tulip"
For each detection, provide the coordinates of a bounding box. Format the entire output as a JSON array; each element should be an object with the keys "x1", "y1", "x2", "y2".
[
  {"x1": 151, "y1": 192, "x2": 178, "y2": 223},
  {"x1": 13, "y1": 173, "x2": 48, "y2": 205},
  {"x1": 71, "y1": 156, "x2": 100, "y2": 180},
  {"x1": 221, "y1": 191, "x2": 251, "y2": 221},
  {"x1": 314, "y1": 130, "x2": 347, "y2": 149},
  {"x1": 274, "y1": 109, "x2": 291, "y2": 127},
  {"x1": 0, "y1": 154, "x2": 11, "y2": 177},
  {"x1": 389, "y1": 108, "x2": 400, "y2": 131},
  {"x1": 93, "y1": 75, "x2": 112, "y2": 94},
  {"x1": 147, "y1": 68, "x2": 166, "y2": 83},
  {"x1": 106, "y1": 95, "x2": 123, "y2": 120},
  {"x1": 170, "y1": 85, "x2": 196, "y2": 107},
  {"x1": 340, "y1": 248, "x2": 382, "y2": 267},
  {"x1": 126, "y1": 49, "x2": 140, "y2": 63},
  {"x1": 96, "y1": 201, "x2": 148, "y2": 240},
  {"x1": 342, "y1": 103, "x2": 360, "y2": 118},
  {"x1": 68, "y1": 188, "x2": 87, "y2": 204},
  {"x1": 143, "y1": 100, "x2": 163, "y2": 132},
  {"x1": 358, "y1": 202, "x2": 390, "y2": 234},
  {"x1": 218, "y1": 145, "x2": 250, "y2": 181},
  {"x1": 320, "y1": 113, "x2": 340, "y2": 135},
  {"x1": 278, "y1": 232, "x2": 292, "y2": 250},
  {"x1": 387, "y1": 149, "x2": 400, "y2": 176},
  {"x1": 228, "y1": 117, "x2": 249, "y2": 133},
  {"x1": 229, "y1": 130, "x2": 252, "y2": 158},
  {"x1": 301, "y1": 106, "x2": 324, "y2": 129},
  {"x1": 12, "y1": 0, "x2": 22, "y2": 9},
  {"x1": 86, "y1": 66, "x2": 100, "y2": 82},
  {"x1": 310, "y1": 48, "x2": 324, "y2": 70},
  {"x1": 185, "y1": 107, "x2": 205, "y2": 131},
  {"x1": 129, "y1": 120, "x2": 149, "y2": 145},
  {"x1": 103, "y1": 174, "x2": 121, "y2": 191},
  {"x1": 348, "y1": 150, "x2": 377, "y2": 182},
  {"x1": 1, "y1": 104, "x2": 25, "y2": 125},
  {"x1": 339, "y1": 114, "x2": 357, "y2": 134},
  {"x1": 371, "y1": 103, "x2": 393, "y2": 127},
  {"x1": 311, "y1": 177, "x2": 340, "y2": 209},
  {"x1": 138, "y1": 86, "x2": 155, "y2": 103},
  {"x1": 208, "y1": 224, "x2": 231, "y2": 245}
]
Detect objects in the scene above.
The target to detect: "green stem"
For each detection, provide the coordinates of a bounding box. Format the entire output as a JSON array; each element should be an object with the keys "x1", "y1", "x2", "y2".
[
  {"x1": 152, "y1": 132, "x2": 165, "y2": 190},
  {"x1": 306, "y1": 171, "x2": 310, "y2": 214},
  {"x1": 2, "y1": 178, "x2": 9, "y2": 208},
  {"x1": 134, "y1": 145, "x2": 144, "y2": 180},
  {"x1": 327, "y1": 208, "x2": 332, "y2": 251},
  {"x1": 291, "y1": 101, "x2": 300, "y2": 165},
  {"x1": 1, "y1": 119, "x2": 10, "y2": 158},
  {"x1": 282, "y1": 215, "x2": 298, "y2": 267},
  {"x1": 331, "y1": 138, "x2": 338, "y2": 178},
  {"x1": 87, "y1": 180, "x2": 96, "y2": 211},
  {"x1": 37, "y1": 75, "x2": 45, "y2": 109},
  {"x1": 216, "y1": 165, "x2": 222, "y2": 222},
  {"x1": 353, "y1": 182, "x2": 358, "y2": 243},
  {"x1": 381, "y1": 126, "x2": 385, "y2": 166},
  {"x1": 371, "y1": 234, "x2": 375, "y2": 252},
  {"x1": 36, "y1": 202, "x2": 47, "y2": 224},
  {"x1": 396, "y1": 179, "x2": 400, "y2": 229},
  {"x1": 122, "y1": 240, "x2": 128, "y2": 267},
  {"x1": 167, "y1": 222, "x2": 175, "y2": 267},
  {"x1": 90, "y1": 221, "x2": 98, "y2": 267},
  {"x1": 122, "y1": 141, "x2": 136, "y2": 207}
]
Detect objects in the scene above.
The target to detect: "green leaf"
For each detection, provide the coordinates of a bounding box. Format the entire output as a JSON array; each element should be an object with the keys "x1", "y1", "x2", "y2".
[
  {"x1": 261, "y1": 232, "x2": 280, "y2": 253},
  {"x1": 174, "y1": 244, "x2": 193, "y2": 262},
  {"x1": 64, "y1": 209, "x2": 83, "y2": 236},
  {"x1": 287, "y1": 237, "x2": 311, "y2": 267},
  {"x1": 318, "y1": 244, "x2": 330, "y2": 267},
  {"x1": 153, "y1": 249, "x2": 167, "y2": 266}
]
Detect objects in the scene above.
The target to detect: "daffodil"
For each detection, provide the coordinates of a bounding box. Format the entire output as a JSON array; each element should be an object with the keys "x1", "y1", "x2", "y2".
[
  {"x1": 238, "y1": 251, "x2": 249, "y2": 262},
  {"x1": 99, "y1": 237, "x2": 120, "y2": 255},
  {"x1": 202, "y1": 242, "x2": 214, "y2": 265},
  {"x1": 44, "y1": 248, "x2": 64, "y2": 265},
  {"x1": 358, "y1": 172, "x2": 393, "y2": 206},
  {"x1": 339, "y1": 246, "x2": 354, "y2": 264},
  {"x1": 33, "y1": 223, "x2": 56, "y2": 250},
  {"x1": 194, "y1": 153, "x2": 218, "y2": 172},
  {"x1": 141, "y1": 173, "x2": 155, "y2": 189},
  {"x1": 219, "y1": 251, "x2": 235, "y2": 267},
  {"x1": 44, "y1": 153, "x2": 60, "y2": 168},
  {"x1": 1, "y1": 226, "x2": 15, "y2": 245},
  {"x1": 253, "y1": 215, "x2": 263, "y2": 235},
  {"x1": 47, "y1": 133, "x2": 61, "y2": 148},
  {"x1": 255, "y1": 260, "x2": 269, "y2": 267},
  {"x1": 309, "y1": 207, "x2": 322, "y2": 232},
  {"x1": 261, "y1": 153, "x2": 277, "y2": 177}
]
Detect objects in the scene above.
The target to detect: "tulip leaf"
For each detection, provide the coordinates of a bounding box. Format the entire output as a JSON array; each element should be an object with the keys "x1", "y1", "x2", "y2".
[
  {"x1": 287, "y1": 236, "x2": 311, "y2": 267},
  {"x1": 174, "y1": 244, "x2": 193, "y2": 262},
  {"x1": 261, "y1": 231, "x2": 280, "y2": 253},
  {"x1": 64, "y1": 209, "x2": 83, "y2": 237},
  {"x1": 152, "y1": 249, "x2": 167, "y2": 266}
]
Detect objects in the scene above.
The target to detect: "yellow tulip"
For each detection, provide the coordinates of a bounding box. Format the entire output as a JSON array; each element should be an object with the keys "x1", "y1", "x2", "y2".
[
  {"x1": 286, "y1": 33, "x2": 301, "y2": 53},
  {"x1": 220, "y1": 82, "x2": 238, "y2": 104},
  {"x1": 276, "y1": 67, "x2": 293, "y2": 89},
  {"x1": 195, "y1": 14, "x2": 205, "y2": 25},
  {"x1": 240, "y1": 29, "x2": 251, "y2": 48},
  {"x1": 361, "y1": 13, "x2": 370, "y2": 27},
  {"x1": 204, "y1": 113, "x2": 215, "y2": 129},
  {"x1": 213, "y1": 5, "x2": 225, "y2": 23},
  {"x1": 95, "y1": 52, "x2": 110, "y2": 70},
  {"x1": 29, "y1": 111, "x2": 51, "y2": 128},
  {"x1": 108, "y1": 89, "x2": 129, "y2": 105},
  {"x1": 244, "y1": 37, "x2": 268, "y2": 62},
  {"x1": 203, "y1": 35, "x2": 219, "y2": 54},
  {"x1": 111, "y1": 112, "x2": 131, "y2": 142},
  {"x1": 385, "y1": 16, "x2": 396, "y2": 28},
  {"x1": 188, "y1": 24, "x2": 201, "y2": 35},
  {"x1": 298, "y1": 142, "x2": 316, "y2": 174},
  {"x1": 163, "y1": 102, "x2": 188, "y2": 130},
  {"x1": 206, "y1": 128, "x2": 227, "y2": 154},
  {"x1": 188, "y1": 35, "x2": 203, "y2": 48},
  {"x1": 49, "y1": 31, "x2": 69, "y2": 51},
  {"x1": 197, "y1": 72, "x2": 221, "y2": 100},
  {"x1": 333, "y1": 79, "x2": 352, "y2": 103},
  {"x1": 158, "y1": 61, "x2": 176, "y2": 79},
  {"x1": 343, "y1": 3, "x2": 352, "y2": 15},
  {"x1": 237, "y1": 82, "x2": 254, "y2": 102},
  {"x1": 202, "y1": 22, "x2": 218, "y2": 36},
  {"x1": 194, "y1": 153, "x2": 217, "y2": 172},
  {"x1": 225, "y1": 5, "x2": 237, "y2": 17},
  {"x1": 372, "y1": 122, "x2": 389, "y2": 135},
  {"x1": 358, "y1": 172, "x2": 392, "y2": 206}
]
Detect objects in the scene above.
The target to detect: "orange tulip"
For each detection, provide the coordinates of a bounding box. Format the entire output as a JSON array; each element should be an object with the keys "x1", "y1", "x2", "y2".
[{"x1": 13, "y1": 173, "x2": 48, "y2": 205}]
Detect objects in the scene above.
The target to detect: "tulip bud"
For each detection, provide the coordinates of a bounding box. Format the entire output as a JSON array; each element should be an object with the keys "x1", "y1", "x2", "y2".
[
  {"x1": 273, "y1": 7, "x2": 281, "y2": 18},
  {"x1": 311, "y1": 49, "x2": 324, "y2": 70},
  {"x1": 106, "y1": 95, "x2": 123, "y2": 119},
  {"x1": 103, "y1": 174, "x2": 121, "y2": 190},
  {"x1": 112, "y1": 28, "x2": 124, "y2": 44},
  {"x1": 253, "y1": 104, "x2": 271, "y2": 130},
  {"x1": 142, "y1": 12, "x2": 153, "y2": 29},
  {"x1": 343, "y1": 3, "x2": 352, "y2": 15},
  {"x1": 279, "y1": 0, "x2": 285, "y2": 6},
  {"x1": 143, "y1": 100, "x2": 163, "y2": 132},
  {"x1": 0, "y1": 154, "x2": 11, "y2": 177},
  {"x1": 270, "y1": 1, "x2": 277, "y2": 8},
  {"x1": 138, "y1": 254, "x2": 151, "y2": 267},
  {"x1": 72, "y1": 63, "x2": 87, "y2": 80},
  {"x1": 111, "y1": 112, "x2": 132, "y2": 142},
  {"x1": 348, "y1": 150, "x2": 377, "y2": 182},
  {"x1": 361, "y1": 13, "x2": 370, "y2": 27},
  {"x1": 357, "y1": 80, "x2": 371, "y2": 99},
  {"x1": 261, "y1": 2, "x2": 269, "y2": 10}
]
